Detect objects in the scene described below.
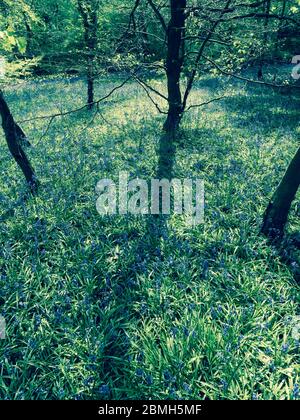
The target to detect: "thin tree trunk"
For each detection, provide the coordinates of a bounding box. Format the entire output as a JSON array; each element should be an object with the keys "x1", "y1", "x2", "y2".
[
  {"x1": 0, "y1": 90, "x2": 38, "y2": 192},
  {"x1": 78, "y1": 0, "x2": 98, "y2": 109},
  {"x1": 87, "y1": 56, "x2": 94, "y2": 108},
  {"x1": 163, "y1": 0, "x2": 186, "y2": 134},
  {"x1": 276, "y1": 0, "x2": 286, "y2": 58},
  {"x1": 261, "y1": 147, "x2": 300, "y2": 239},
  {"x1": 258, "y1": 0, "x2": 271, "y2": 80}
]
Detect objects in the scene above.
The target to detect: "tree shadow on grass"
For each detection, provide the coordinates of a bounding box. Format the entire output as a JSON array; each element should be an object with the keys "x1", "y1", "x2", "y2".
[
  {"x1": 91, "y1": 130, "x2": 178, "y2": 399},
  {"x1": 220, "y1": 88, "x2": 300, "y2": 132}
]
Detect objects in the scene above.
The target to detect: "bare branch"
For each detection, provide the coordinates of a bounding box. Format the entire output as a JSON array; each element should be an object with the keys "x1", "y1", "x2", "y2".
[
  {"x1": 17, "y1": 77, "x2": 132, "y2": 124},
  {"x1": 221, "y1": 13, "x2": 298, "y2": 24},
  {"x1": 134, "y1": 78, "x2": 167, "y2": 114},
  {"x1": 146, "y1": 0, "x2": 167, "y2": 33},
  {"x1": 128, "y1": 0, "x2": 143, "y2": 32},
  {"x1": 183, "y1": 36, "x2": 230, "y2": 46},
  {"x1": 185, "y1": 95, "x2": 227, "y2": 112},
  {"x1": 204, "y1": 56, "x2": 300, "y2": 90},
  {"x1": 182, "y1": 0, "x2": 233, "y2": 110},
  {"x1": 134, "y1": 76, "x2": 168, "y2": 101}
]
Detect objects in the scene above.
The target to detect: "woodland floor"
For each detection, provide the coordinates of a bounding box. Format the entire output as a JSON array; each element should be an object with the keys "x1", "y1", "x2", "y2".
[{"x1": 0, "y1": 71, "x2": 299, "y2": 400}]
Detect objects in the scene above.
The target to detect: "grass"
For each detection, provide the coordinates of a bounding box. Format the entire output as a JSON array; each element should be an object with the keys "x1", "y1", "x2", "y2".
[{"x1": 0, "y1": 71, "x2": 299, "y2": 400}]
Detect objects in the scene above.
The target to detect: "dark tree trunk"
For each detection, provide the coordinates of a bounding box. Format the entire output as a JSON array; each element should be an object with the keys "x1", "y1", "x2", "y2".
[
  {"x1": 15, "y1": 121, "x2": 31, "y2": 147},
  {"x1": 261, "y1": 147, "x2": 300, "y2": 239},
  {"x1": 78, "y1": 0, "x2": 98, "y2": 109},
  {"x1": 87, "y1": 58, "x2": 94, "y2": 108},
  {"x1": 163, "y1": 0, "x2": 186, "y2": 134},
  {"x1": 0, "y1": 90, "x2": 38, "y2": 193}
]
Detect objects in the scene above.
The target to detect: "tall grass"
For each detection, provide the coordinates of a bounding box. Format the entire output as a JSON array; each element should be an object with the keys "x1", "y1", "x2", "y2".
[{"x1": 0, "y1": 74, "x2": 299, "y2": 400}]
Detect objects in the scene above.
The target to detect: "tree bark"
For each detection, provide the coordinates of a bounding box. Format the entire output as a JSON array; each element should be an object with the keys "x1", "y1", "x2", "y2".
[
  {"x1": 163, "y1": 0, "x2": 186, "y2": 134},
  {"x1": 261, "y1": 147, "x2": 300, "y2": 239},
  {"x1": 0, "y1": 90, "x2": 38, "y2": 192},
  {"x1": 78, "y1": 0, "x2": 98, "y2": 109}
]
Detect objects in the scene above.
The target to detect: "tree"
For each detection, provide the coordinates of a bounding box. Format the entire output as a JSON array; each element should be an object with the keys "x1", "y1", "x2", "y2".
[
  {"x1": 129, "y1": 0, "x2": 299, "y2": 134},
  {"x1": 257, "y1": 0, "x2": 271, "y2": 80},
  {"x1": 0, "y1": 90, "x2": 39, "y2": 192},
  {"x1": 261, "y1": 147, "x2": 300, "y2": 239},
  {"x1": 77, "y1": 0, "x2": 99, "y2": 109},
  {"x1": 0, "y1": 1, "x2": 39, "y2": 191}
]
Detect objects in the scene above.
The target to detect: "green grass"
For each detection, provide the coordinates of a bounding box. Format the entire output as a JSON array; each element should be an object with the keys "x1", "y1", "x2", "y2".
[{"x1": 0, "y1": 73, "x2": 299, "y2": 400}]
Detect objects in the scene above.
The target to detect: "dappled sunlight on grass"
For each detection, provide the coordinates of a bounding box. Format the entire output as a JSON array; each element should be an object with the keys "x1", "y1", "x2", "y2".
[{"x1": 0, "y1": 74, "x2": 299, "y2": 400}]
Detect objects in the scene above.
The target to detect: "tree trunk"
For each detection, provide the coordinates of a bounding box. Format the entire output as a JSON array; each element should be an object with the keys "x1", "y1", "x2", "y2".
[
  {"x1": 0, "y1": 90, "x2": 39, "y2": 193},
  {"x1": 261, "y1": 147, "x2": 300, "y2": 239},
  {"x1": 163, "y1": 0, "x2": 186, "y2": 134},
  {"x1": 78, "y1": 0, "x2": 98, "y2": 110},
  {"x1": 275, "y1": 0, "x2": 286, "y2": 58},
  {"x1": 87, "y1": 55, "x2": 94, "y2": 108},
  {"x1": 257, "y1": 0, "x2": 271, "y2": 80}
]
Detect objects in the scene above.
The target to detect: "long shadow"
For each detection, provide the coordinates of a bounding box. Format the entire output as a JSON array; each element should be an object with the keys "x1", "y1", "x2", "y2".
[
  {"x1": 95, "y1": 129, "x2": 178, "y2": 399},
  {"x1": 182, "y1": 83, "x2": 300, "y2": 286},
  {"x1": 220, "y1": 88, "x2": 300, "y2": 132}
]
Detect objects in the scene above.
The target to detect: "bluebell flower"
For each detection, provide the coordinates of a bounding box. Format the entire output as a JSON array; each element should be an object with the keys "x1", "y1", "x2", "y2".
[
  {"x1": 83, "y1": 377, "x2": 93, "y2": 386},
  {"x1": 145, "y1": 375, "x2": 153, "y2": 386},
  {"x1": 136, "y1": 368, "x2": 145, "y2": 377},
  {"x1": 220, "y1": 379, "x2": 228, "y2": 392},
  {"x1": 183, "y1": 382, "x2": 192, "y2": 393},
  {"x1": 183, "y1": 326, "x2": 190, "y2": 337},
  {"x1": 163, "y1": 370, "x2": 175, "y2": 384},
  {"x1": 292, "y1": 384, "x2": 299, "y2": 399},
  {"x1": 269, "y1": 362, "x2": 275, "y2": 372},
  {"x1": 99, "y1": 384, "x2": 110, "y2": 396}
]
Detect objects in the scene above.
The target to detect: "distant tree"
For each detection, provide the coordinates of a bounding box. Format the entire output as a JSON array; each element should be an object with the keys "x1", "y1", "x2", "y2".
[
  {"x1": 262, "y1": 147, "x2": 300, "y2": 239},
  {"x1": 0, "y1": 90, "x2": 39, "y2": 192},
  {"x1": 257, "y1": 0, "x2": 271, "y2": 80},
  {"x1": 77, "y1": 0, "x2": 99, "y2": 109},
  {"x1": 163, "y1": 0, "x2": 186, "y2": 134}
]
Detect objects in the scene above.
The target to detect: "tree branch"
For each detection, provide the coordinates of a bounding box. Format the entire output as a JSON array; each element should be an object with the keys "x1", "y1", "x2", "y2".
[
  {"x1": 134, "y1": 77, "x2": 167, "y2": 114},
  {"x1": 17, "y1": 77, "x2": 132, "y2": 124},
  {"x1": 182, "y1": 0, "x2": 233, "y2": 110},
  {"x1": 185, "y1": 95, "x2": 227, "y2": 112},
  {"x1": 204, "y1": 56, "x2": 300, "y2": 90},
  {"x1": 146, "y1": 0, "x2": 167, "y2": 33}
]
